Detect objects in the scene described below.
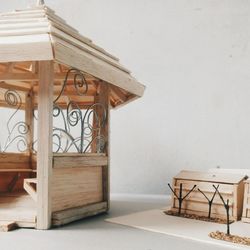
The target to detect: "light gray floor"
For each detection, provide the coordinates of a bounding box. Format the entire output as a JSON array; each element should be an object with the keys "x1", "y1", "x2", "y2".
[{"x1": 0, "y1": 195, "x2": 230, "y2": 250}]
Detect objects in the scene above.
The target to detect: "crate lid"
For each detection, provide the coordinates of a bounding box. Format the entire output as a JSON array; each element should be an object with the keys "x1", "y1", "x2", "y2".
[{"x1": 175, "y1": 170, "x2": 247, "y2": 184}]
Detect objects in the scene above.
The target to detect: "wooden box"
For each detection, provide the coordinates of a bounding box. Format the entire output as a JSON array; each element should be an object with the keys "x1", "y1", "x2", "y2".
[{"x1": 170, "y1": 170, "x2": 246, "y2": 221}]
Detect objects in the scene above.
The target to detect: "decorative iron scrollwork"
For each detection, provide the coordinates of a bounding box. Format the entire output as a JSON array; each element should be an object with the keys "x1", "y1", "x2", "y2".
[
  {"x1": 0, "y1": 90, "x2": 29, "y2": 153},
  {"x1": 52, "y1": 68, "x2": 107, "y2": 153}
]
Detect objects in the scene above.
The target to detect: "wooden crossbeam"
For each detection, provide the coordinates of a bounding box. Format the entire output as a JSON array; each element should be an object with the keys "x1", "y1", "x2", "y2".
[
  {"x1": 0, "y1": 81, "x2": 31, "y2": 91},
  {"x1": 0, "y1": 73, "x2": 97, "y2": 82}
]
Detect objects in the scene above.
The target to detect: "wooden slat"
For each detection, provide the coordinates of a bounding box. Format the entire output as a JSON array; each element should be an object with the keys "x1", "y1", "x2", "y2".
[
  {"x1": 0, "y1": 169, "x2": 34, "y2": 172},
  {"x1": 235, "y1": 182, "x2": 244, "y2": 219},
  {"x1": 98, "y1": 83, "x2": 110, "y2": 208},
  {"x1": 175, "y1": 179, "x2": 234, "y2": 193},
  {"x1": 0, "y1": 72, "x2": 97, "y2": 82},
  {"x1": 0, "y1": 153, "x2": 29, "y2": 163},
  {"x1": 54, "y1": 42, "x2": 145, "y2": 97},
  {"x1": 173, "y1": 186, "x2": 233, "y2": 195},
  {"x1": 0, "y1": 34, "x2": 53, "y2": 63},
  {"x1": 175, "y1": 170, "x2": 246, "y2": 184},
  {"x1": 0, "y1": 81, "x2": 31, "y2": 91},
  {"x1": 37, "y1": 60, "x2": 54, "y2": 230},
  {"x1": 53, "y1": 155, "x2": 108, "y2": 168},
  {"x1": 25, "y1": 90, "x2": 34, "y2": 155},
  {"x1": 52, "y1": 202, "x2": 107, "y2": 226},
  {"x1": 50, "y1": 31, "x2": 130, "y2": 74}
]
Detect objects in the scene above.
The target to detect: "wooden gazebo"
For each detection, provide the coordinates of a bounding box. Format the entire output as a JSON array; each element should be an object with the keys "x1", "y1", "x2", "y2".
[{"x1": 0, "y1": 1, "x2": 145, "y2": 230}]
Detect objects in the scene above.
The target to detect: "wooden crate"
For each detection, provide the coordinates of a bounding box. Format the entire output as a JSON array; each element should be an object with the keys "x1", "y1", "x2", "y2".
[
  {"x1": 241, "y1": 180, "x2": 250, "y2": 223},
  {"x1": 170, "y1": 170, "x2": 246, "y2": 221}
]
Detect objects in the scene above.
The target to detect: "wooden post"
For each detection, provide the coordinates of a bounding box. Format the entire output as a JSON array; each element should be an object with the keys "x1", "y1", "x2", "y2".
[
  {"x1": 98, "y1": 82, "x2": 110, "y2": 209},
  {"x1": 36, "y1": 61, "x2": 54, "y2": 229},
  {"x1": 25, "y1": 90, "x2": 34, "y2": 156}
]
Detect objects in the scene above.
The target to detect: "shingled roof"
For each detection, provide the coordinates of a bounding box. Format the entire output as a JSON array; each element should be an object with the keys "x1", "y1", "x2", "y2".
[{"x1": 0, "y1": 3, "x2": 145, "y2": 107}]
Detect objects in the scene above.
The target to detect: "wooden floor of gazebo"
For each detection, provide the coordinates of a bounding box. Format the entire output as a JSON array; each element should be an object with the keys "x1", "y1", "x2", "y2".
[{"x1": 0, "y1": 192, "x2": 36, "y2": 228}]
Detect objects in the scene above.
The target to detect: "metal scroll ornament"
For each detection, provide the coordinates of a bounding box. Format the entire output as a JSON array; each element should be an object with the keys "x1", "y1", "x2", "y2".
[
  {"x1": 0, "y1": 90, "x2": 29, "y2": 152},
  {"x1": 52, "y1": 68, "x2": 107, "y2": 153}
]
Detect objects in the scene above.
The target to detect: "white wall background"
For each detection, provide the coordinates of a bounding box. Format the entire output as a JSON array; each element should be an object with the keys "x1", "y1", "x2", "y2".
[{"x1": 1, "y1": 0, "x2": 250, "y2": 195}]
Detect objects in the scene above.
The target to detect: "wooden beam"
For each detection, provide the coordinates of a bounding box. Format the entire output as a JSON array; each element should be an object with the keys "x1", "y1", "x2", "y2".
[
  {"x1": 0, "y1": 72, "x2": 97, "y2": 82},
  {"x1": 53, "y1": 155, "x2": 108, "y2": 168},
  {"x1": 33, "y1": 84, "x2": 97, "y2": 96},
  {"x1": 37, "y1": 61, "x2": 54, "y2": 230},
  {"x1": 98, "y1": 82, "x2": 110, "y2": 208},
  {"x1": 25, "y1": 90, "x2": 34, "y2": 155},
  {"x1": 52, "y1": 202, "x2": 107, "y2": 226},
  {"x1": 0, "y1": 81, "x2": 31, "y2": 91},
  {"x1": 0, "y1": 72, "x2": 36, "y2": 81},
  {"x1": 54, "y1": 43, "x2": 145, "y2": 97}
]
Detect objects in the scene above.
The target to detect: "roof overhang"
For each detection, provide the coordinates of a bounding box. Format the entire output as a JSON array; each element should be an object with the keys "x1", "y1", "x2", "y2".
[{"x1": 0, "y1": 5, "x2": 145, "y2": 108}]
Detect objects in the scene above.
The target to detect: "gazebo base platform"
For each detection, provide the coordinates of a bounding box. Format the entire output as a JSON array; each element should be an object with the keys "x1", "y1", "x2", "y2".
[{"x1": 0, "y1": 192, "x2": 36, "y2": 229}]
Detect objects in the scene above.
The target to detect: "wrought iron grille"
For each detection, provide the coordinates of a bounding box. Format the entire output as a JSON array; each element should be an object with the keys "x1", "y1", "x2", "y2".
[
  {"x1": 0, "y1": 68, "x2": 107, "y2": 154},
  {"x1": 51, "y1": 68, "x2": 107, "y2": 153},
  {"x1": 33, "y1": 68, "x2": 107, "y2": 154},
  {"x1": 0, "y1": 89, "x2": 29, "y2": 153}
]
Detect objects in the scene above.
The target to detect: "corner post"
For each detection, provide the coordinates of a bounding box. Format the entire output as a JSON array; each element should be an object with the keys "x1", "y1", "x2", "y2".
[
  {"x1": 37, "y1": 61, "x2": 54, "y2": 229},
  {"x1": 99, "y1": 82, "x2": 110, "y2": 209}
]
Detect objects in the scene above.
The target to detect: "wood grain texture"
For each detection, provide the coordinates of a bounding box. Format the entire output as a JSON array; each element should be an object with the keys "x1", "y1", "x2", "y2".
[
  {"x1": 36, "y1": 60, "x2": 54, "y2": 229},
  {"x1": 0, "y1": 34, "x2": 53, "y2": 62},
  {"x1": 53, "y1": 155, "x2": 108, "y2": 168},
  {"x1": 52, "y1": 202, "x2": 107, "y2": 226},
  {"x1": 175, "y1": 170, "x2": 246, "y2": 184},
  {"x1": 171, "y1": 171, "x2": 246, "y2": 221},
  {"x1": 0, "y1": 5, "x2": 145, "y2": 105},
  {"x1": 54, "y1": 42, "x2": 145, "y2": 97},
  {"x1": 51, "y1": 166, "x2": 103, "y2": 212},
  {"x1": 0, "y1": 192, "x2": 36, "y2": 227},
  {"x1": 98, "y1": 83, "x2": 110, "y2": 208},
  {"x1": 242, "y1": 181, "x2": 250, "y2": 222}
]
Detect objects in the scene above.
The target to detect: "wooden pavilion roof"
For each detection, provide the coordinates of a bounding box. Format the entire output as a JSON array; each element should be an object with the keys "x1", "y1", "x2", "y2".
[{"x1": 0, "y1": 4, "x2": 145, "y2": 108}]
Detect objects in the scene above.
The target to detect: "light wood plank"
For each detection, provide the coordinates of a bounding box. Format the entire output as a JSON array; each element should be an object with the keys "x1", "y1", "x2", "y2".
[
  {"x1": 53, "y1": 42, "x2": 145, "y2": 97},
  {"x1": 51, "y1": 166, "x2": 103, "y2": 212},
  {"x1": 53, "y1": 155, "x2": 108, "y2": 168},
  {"x1": 52, "y1": 202, "x2": 107, "y2": 226},
  {"x1": 37, "y1": 60, "x2": 54, "y2": 230},
  {"x1": 98, "y1": 83, "x2": 110, "y2": 208},
  {"x1": 0, "y1": 34, "x2": 53, "y2": 63}
]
